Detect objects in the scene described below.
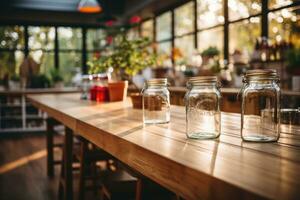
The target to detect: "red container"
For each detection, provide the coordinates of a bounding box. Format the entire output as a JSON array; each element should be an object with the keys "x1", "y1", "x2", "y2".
[
  {"x1": 90, "y1": 86, "x2": 97, "y2": 101},
  {"x1": 95, "y1": 86, "x2": 109, "y2": 102}
]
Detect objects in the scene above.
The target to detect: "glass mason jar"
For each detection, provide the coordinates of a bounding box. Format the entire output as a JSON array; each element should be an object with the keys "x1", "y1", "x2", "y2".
[
  {"x1": 81, "y1": 75, "x2": 92, "y2": 100},
  {"x1": 185, "y1": 76, "x2": 221, "y2": 139},
  {"x1": 142, "y1": 78, "x2": 170, "y2": 124},
  {"x1": 241, "y1": 69, "x2": 280, "y2": 142}
]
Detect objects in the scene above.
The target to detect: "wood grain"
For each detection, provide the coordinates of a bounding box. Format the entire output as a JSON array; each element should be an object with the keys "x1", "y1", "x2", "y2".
[{"x1": 27, "y1": 93, "x2": 300, "y2": 200}]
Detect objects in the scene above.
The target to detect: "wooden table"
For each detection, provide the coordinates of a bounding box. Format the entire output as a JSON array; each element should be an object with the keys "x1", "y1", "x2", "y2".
[{"x1": 27, "y1": 93, "x2": 300, "y2": 200}]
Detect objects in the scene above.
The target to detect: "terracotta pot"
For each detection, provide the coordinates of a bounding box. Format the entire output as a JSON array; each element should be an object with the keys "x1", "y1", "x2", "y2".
[
  {"x1": 130, "y1": 93, "x2": 143, "y2": 109},
  {"x1": 108, "y1": 81, "x2": 128, "y2": 101}
]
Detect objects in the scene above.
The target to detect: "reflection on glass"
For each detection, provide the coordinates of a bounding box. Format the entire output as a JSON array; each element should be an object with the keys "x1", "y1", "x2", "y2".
[
  {"x1": 174, "y1": 35, "x2": 194, "y2": 64},
  {"x1": 268, "y1": 7, "x2": 299, "y2": 47},
  {"x1": 229, "y1": 17, "x2": 260, "y2": 62},
  {"x1": 269, "y1": 0, "x2": 293, "y2": 9},
  {"x1": 0, "y1": 26, "x2": 24, "y2": 49},
  {"x1": 87, "y1": 29, "x2": 106, "y2": 50},
  {"x1": 59, "y1": 52, "x2": 81, "y2": 85},
  {"x1": 228, "y1": 0, "x2": 261, "y2": 21},
  {"x1": 141, "y1": 20, "x2": 154, "y2": 40},
  {"x1": 58, "y1": 27, "x2": 82, "y2": 49},
  {"x1": 198, "y1": 27, "x2": 223, "y2": 55},
  {"x1": 197, "y1": 0, "x2": 223, "y2": 29},
  {"x1": 175, "y1": 1, "x2": 194, "y2": 36},
  {"x1": 156, "y1": 41, "x2": 172, "y2": 67},
  {"x1": 156, "y1": 12, "x2": 172, "y2": 41},
  {"x1": 28, "y1": 26, "x2": 55, "y2": 50}
]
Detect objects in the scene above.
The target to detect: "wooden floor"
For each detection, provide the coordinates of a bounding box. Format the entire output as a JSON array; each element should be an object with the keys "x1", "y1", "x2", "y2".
[
  {"x1": 0, "y1": 133, "x2": 97, "y2": 200},
  {"x1": 0, "y1": 134, "x2": 56, "y2": 200}
]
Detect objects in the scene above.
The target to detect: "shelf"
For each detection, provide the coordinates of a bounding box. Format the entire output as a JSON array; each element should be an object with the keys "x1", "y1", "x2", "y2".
[
  {"x1": 0, "y1": 115, "x2": 45, "y2": 120},
  {"x1": 0, "y1": 127, "x2": 46, "y2": 133}
]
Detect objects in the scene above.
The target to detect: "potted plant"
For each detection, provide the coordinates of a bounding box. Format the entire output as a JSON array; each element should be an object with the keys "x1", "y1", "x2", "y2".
[
  {"x1": 29, "y1": 74, "x2": 51, "y2": 88},
  {"x1": 89, "y1": 35, "x2": 155, "y2": 103},
  {"x1": 50, "y1": 68, "x2": 64, "y2": 88},
  {"x1": 286, "y1": 48, "x2": 300, "y2": 91},
  {"x1": 201, "y1": 46, "x2": 220, "y2": 66}
]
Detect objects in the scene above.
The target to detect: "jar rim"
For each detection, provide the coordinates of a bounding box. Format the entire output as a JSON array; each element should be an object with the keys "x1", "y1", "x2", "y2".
[
  {"x1": 245, "y1": 69, "x2": 278, "y2": 78},
  {"x1": 188, "y1": 76, "x2": 218, "y2": 84},
  {"x1": 146, "y1": 78, "x2": 168, "y2": 86}
]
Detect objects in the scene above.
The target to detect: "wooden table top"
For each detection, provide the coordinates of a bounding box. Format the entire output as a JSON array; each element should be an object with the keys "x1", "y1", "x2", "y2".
[
  {"x1": 0, "y1": 87, "x2": 80, "y2": 95},
  {"x1": 27, "y1": 93, "x2": 300, "y2": 200}
]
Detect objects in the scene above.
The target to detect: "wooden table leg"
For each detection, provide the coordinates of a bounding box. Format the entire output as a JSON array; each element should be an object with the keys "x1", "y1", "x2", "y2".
[
  {"x1": 64, "y1": 127, "x2": 74, "y2": 200},
  {"x1": 59, "y1": 127, "x2": 74, "y2": 200},
  {"x1": 46, "y1": 118, "x2": 54, "y2": 177}
]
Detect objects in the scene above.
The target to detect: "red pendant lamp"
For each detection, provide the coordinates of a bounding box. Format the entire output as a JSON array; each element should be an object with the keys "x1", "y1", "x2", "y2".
[{"x1": 78, "y1": 0, "x2": 102, "y2": 13}]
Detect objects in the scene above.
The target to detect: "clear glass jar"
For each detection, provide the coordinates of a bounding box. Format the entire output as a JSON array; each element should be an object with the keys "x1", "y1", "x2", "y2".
[
  {"x1": 185, "y1": 76, "x2": 221, "y2": 139},
  {"x1": 142, "y1": 78, "x2": 170, "y2": 124},
  {"x1": 241, "y1": 69, "x2": 280, "y2": 142}
]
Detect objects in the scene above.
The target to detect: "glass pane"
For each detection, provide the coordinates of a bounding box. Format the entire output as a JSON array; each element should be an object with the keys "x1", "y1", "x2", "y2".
[
  {"x1": 229, "y1": 17, "x2": 261, "y2": 62},
  {"x1": 141, "y1": 20, "x2": 154, "y2": 40},
  {"x1": 269, "y1": 7, "x2": 300, "y2": 47},
  {"x1": 87, "y1": 51, "x2": 101, "y2": 63},
  {"x1": 269, "y1": 0, "x2": 293, "y2": 9},
  {"x1": 59, "y1": 52, "x2": 82, "y2": 85},
  {"x1": 198, "y1": 27, "x2": 223, "y2": 56},
  {"x1": 30, "y1": 51, "x2": 55, "y2": 75},
  {"x1": 156, "y1": 12, "x2": 172, "y2": 41},
  {"x1": 0, "y1": 51, "x2": 24, "y2": 78},
  {"x1": 197, "y1": 0, "x2": 223, "y2": 29},
  {"x1": 87, "y1": 29, "x2": 107, "y2": 50},
  {"x1": 0, "y1": 26, "x2": 24, "y2": 49},
  {"x1": 175, "y1": 1, "x2": 195, "y2": 36},
  {"x1": 156, "y1": 41, "x2": 172, "y2": 67},
  {"x1": 58, "y1": 27, "x2": 82, "y2": 49},
  {"x1": 28, "y1": 26, "x2": 55, "y2": 50},
  {"x1": 174, "y1": 35, "x2": 195, "y2": 64},
  {"x1": 228, "y1": 0, "x2": 261, "y2": 21},
  {"x1": 127, "y1": 27, "x2": 139, "y2": 40}
]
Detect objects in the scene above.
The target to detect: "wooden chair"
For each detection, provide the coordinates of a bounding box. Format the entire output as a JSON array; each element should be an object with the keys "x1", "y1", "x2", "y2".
[{"x1": 76, "y1": 137, "x2": 114, "y2": 200}]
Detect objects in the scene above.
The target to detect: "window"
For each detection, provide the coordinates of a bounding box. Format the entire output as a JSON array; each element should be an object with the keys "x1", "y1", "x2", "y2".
[
  {"x1": 197, "y1": 0, "x2": 223, "y2": 29},
  {"x1": 156, "y1": 12, "x2": 172, "y2": 41},
  {"x1": 58, "y1": 27, "x2": 82, "y2": 49},
  {"x1": 156, "y1": 41, "x2": 172, "y2": 67},
  {"x1": 58, "y1": 27, "x2": 82, "y2": 85},
  {"x1": 87, "y1": 29, "x2": 106, "y2": 50},
  {"x1": 174, "y1": 35, "x2": 195, "y2": 64},
  {"x1": 0, "y1": 26, "x2": 24, "y2": 78},
  {"x1": 175, "y1": 1, "x2": 195, "y2": 36},
  {"x1": 229, "y1": 17, "x2": 261, "y2": 62},
  {"x1": 268, "y1": 7, "x2": 299, "y2": 47},
  {"x1": 28, "y1": 26, "x2": 55, "y2": 75},
  {"x1": 86, "y1": 28, "x2": 107, "y2": 67},
  {"x1": 127, "y1": 27, "x2": 139, "y2": 40},
  {"x1": 228, "y1": 0, "x2": 261, "y2": 21},
  {"x1": 0, "y1": 26, "x2": 24, "y2": 49},
  {"x1": 141, "y1": 20, "x2": 154, "y2": 40},
  {"x1": 269, "y1": 0, "x2": 294, "y2": 9},
  {"x1": 198, "y1": 27, "x2": 223, "y2": 55}
]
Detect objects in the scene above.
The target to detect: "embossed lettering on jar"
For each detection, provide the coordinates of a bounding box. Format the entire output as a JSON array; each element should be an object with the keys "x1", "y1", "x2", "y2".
[
  {"x1": 185, "y1": 76, "x2": 221, "y2": 139},
  {"x1": 241, "y1": 69, "x2": 281, "y2": 142}
]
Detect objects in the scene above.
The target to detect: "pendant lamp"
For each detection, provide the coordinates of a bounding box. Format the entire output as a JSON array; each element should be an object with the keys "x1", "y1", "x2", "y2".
[{"x1": 78, "y1": 0, "x2": 102, "y2": 13}]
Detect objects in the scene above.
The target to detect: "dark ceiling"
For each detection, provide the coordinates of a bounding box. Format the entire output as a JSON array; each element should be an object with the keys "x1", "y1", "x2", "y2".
[{"x1": 0, "y1": 0, "x2": 190, "y2": 27}]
